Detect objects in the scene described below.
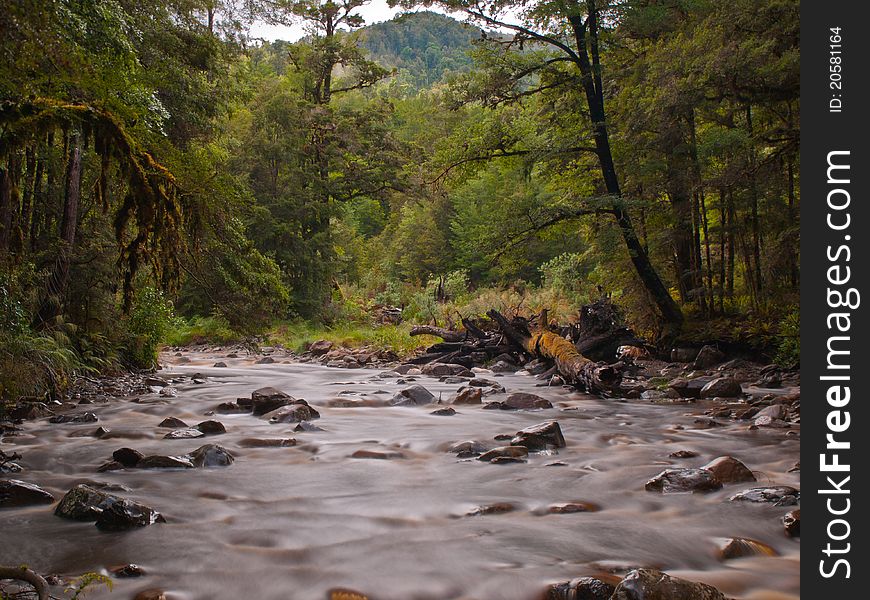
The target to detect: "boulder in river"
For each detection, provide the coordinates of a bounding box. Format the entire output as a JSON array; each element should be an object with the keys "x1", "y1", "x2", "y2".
[
  {"x1": 511, "y1": 421, "x2": 566, "y2": 451},
  {"x1": 783, "y1": 509, "x2": 800, "y2": 537},
  {"x1": 450, "y1": 387, "x2": 482, "y2": 405},
  {"x1": 158, "y1": 417, "x2": 188, "y2": 428},
  {"x1": 645, "y1": 469, "x2": 722, "y2": 493},
  {"x1": 55, "y1": 484, "x2": 164, "y2": 530},
  {"x1": 137, "y1": 455, "x2": 196, "y2": 469},
  {"x1": 196, "y1": 420, "x2": 226, "y2": 435},
  {"x1": 163, "y1": 428, "x2": 205, "y2": 439},
  {"x1": 478, "y1": 446, "x2": 529, "y2": 462},
  {"x1": 545, "y1": 576, "x2": 615, "y2": 600},
  {"x1": 267, "y1": 402, "x2": 320, "y2": 423},
  {"x1": 716, "y1": 537, "x2": 777, "y2": 560},
  {"x1": 112, "y1": 447, "x2": 144, "y2": 467},
  {"x1": 189, "y1": 444, "x2": 234, "y2": 467},
  {"x1": 251, "y1": 387, "x2": 294, "y2": 415},
  {"x1": 729, "y1": 485, "x2": 800, "y2": 505},
  {"x1": 504, "y1": 392, "x2": 553, "y2": 410},
  {"x1": 702, "y1": 456, "x2": 756, "y2": 484},
  {"x1": 0, "y1": 479, "x2": 55, "y2": 508},
  {"x1": 700, "y1": 377, "x2": 742, "y2": 398},
  {"x1": 389, "y1": 384, "x2": 435, "y2": 406},
  {"x1": 430, "y1": 407, "x2": 456, "y2": 416},
  {"x1": 611, "y1": 568, "x2": 727, "y2": 600},
  {"x1": 448, "y1": 440, "x2": 488, "y2": 457}
]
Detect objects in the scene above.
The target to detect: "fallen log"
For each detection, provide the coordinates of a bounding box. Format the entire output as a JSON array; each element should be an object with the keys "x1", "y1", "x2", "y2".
[
  {"x1": 487, "y1": 309, "x2": 623, "y2": 395},
  {"x1": 409, "y1": 325, "x2": 465, "y2": 343},
  {"x1": 0, "y1": 565, "x2": 48, "y2": 600}
]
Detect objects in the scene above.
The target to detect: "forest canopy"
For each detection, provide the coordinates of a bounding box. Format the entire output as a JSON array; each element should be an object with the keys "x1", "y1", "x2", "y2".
[{"x1": 0, "y1": 0, "x2": 799, "y2": 399}]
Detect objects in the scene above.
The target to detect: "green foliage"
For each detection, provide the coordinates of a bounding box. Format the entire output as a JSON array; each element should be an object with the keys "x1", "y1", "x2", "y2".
[
  {"x1": 66, "y1": 571, "x2": 113, "y2": 599},
  {"x1": 123, "y1": 287, "x2": 179, "y2": 368},
  {"x1": 163, "y1": 315, "x2": 242, "y2": 347},
  {"x1": 775, "y1": 308, "x2": 800, "y2": 368}
]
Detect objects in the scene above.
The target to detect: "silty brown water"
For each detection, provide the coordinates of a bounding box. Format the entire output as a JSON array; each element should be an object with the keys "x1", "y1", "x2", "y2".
[{"x1": 1, "y1": 351, "x2": 800, "y2": 599}]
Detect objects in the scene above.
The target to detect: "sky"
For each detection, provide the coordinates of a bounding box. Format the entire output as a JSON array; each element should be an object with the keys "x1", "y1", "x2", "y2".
[{"x1": 247, "y1": 2, "x2": 451, "y2": 42}]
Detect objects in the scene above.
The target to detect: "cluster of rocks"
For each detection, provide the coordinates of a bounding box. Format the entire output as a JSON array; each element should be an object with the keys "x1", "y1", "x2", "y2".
[
  {"x1": 55, "y1": 484, "x2": 165, "y2": 531},
  {"x1": 545, "y1": 568, "x2": 730, "y2": 600},
  {"x1": 98, "y1": 444, "x2": 234, "y2": 472},
  {"x1": 215, "y1": 386, "x2": 320, "y2": 424},
  {"x1": 447, "y1": 421, "x2": 566, "y2": 466},
  {"x1": 297, "y1": 339, "x2": 400, "y2": 369}
]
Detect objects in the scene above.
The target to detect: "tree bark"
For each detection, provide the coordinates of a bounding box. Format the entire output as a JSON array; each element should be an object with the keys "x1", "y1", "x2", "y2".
[
  {"x1": 0, "y1": 565, "x2": 48, "y2": 600},
  {"x1": 409, "y1": 325, "x2": 465, "y2": 342}
]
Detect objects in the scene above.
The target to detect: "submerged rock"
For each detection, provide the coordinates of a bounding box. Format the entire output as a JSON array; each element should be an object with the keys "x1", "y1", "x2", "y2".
[
  {"x1": 729, "y1": 485, "x2": 800, "y2": 505},
  {"x1": 702, "y1": 456, "x2": 756, "y2": 484},
  {"x1": 196, "y1": 420, "x2": 226, "y2": 435},
  {"x1": 158, "y1": 417, "x2": 188, "y2": 428},
  {"x1": 716, "y1": 537, "x2": 777, "y2": 560},
  {"x1": 478, "y1": 446, "x2": 529, "y2": 462},
  {"x1": 611, "y1": 568, "x2": 726, "y2": 600},
  {"x1": 267, "y1": 402, "x2": 320, "y2": 423},
  {"x1": 112, "y1": 447, "x2": 144, "y2": 467},
  {"x1": 645, "y1": 469, "x2": 722, "y2": 493},
  {"x1": 511, "y1": 421, "x2": 566, "y2": 451},
  {"x1": 448, "y1": 440, "x2": 488, "y2": 457},
  {"x1": 430, "y1": 407, "x2": 456, "y2": 416},
  {"x1": 0, "y1": 479, "x2": 55, "y2": 508},
  {"x1": 351, "y1": 449, "x2": 405, "y2": 460},
  {"x1": 55, "y1": 484, "x2": 164, "y2": 530},
  {"x1": 137, "y1": 455, "x2": 196, "y2": 469},
  {"x1": 466, "y1": 502, "x2": 517, "y2": 516},
  {"x1": 783, "y1": 509, "x2": 800, "y2": 537},
  {"x1": 49, "y1": 412, "x2": 98, "y2": 424},
  {"x1": 189, "y1": 444, "x2": 235, "y2": 467},
  {"x1": 163, "y1": 428, "x2": 205, "y2": 439},
  {"x1": 110, "y1": 563, "x2": 147, "y2": 578}
]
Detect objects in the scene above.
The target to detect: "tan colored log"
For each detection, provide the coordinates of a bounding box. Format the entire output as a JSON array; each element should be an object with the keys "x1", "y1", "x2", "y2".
[{"x1": 0, "y1": 565, "x2": 48, "y2": 600}]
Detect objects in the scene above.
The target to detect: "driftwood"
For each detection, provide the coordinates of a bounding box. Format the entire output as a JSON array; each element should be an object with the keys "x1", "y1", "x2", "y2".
[
  {"x1": 487, "y1": 309, "x2": 623, "y2": 394},
  {"x1": 409, "y1": 325, "x2": 465, "y2": 343},
  {"x1": 0, "y1": 565, "x2": 48, "y2": 600}
]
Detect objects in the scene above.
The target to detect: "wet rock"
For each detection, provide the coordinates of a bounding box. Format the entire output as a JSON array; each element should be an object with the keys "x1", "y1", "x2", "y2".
[
  {"x1": 611, "y1": 568, "x2": 726, "y2": 600},
  {"x1": 667, "y1": 377, "x2": 715, "y2": 399},
  {"x1": 389, "y1": 384, "x2": 435, "y2": 406},
  {"x1": 490, "y1": 360, "x2": 517, "y2": 373},
  {"x1": 97, "y1": 461, "x2": 125, "y2": 472},
  {"x1": 137, "y1": 455, "x2": 195, "y2": 469},
  {"x1": 110, "y1": 564, "x2": 147, "y2": 578},
  {"x1": 469, "y1": 378, "x2": 499, "y2": 388},
  {"x1": 729, "y1": 485, "x2": 800, "y2": 506},
  {"x1": 251, "y1": 387, "x2": 294, "y2": 415},
  {"x1": 0, "y1": 479, "x2": 55, "y2": 507},
  {"x1": 308, "y1": 339, "x2": 334, "y2": 355},
  {"x1": 693, "y1": 345, "x2": 726, "y2": 369},
  {"x1": 545, "y1": 576, "x2": 615, "y2": 600},
  {"x1": 69, "y1": 426, "x2": 111, "y2": 438},
  {"x1": 112, "y1": 447, "x2": 144, "y2": 467},
  {"x1": 504, "y1": 392, "x2": 553, "y2": 410},
  {"x1": 421, "y1": 362, "x2": 455, "y2": 377},
  {"x1": 213, "y1": 362, "x2": 227, "y2": 368},
  {"x1": 189, "y1": 444, "x2": 234, "y2": 467},
  {"x1": 96, "y1": 498, "x2": 166, "y2": 531},
  {"x1": 700, "y1": 377, "x2": 742, "y2": 398},
  {"x1": 351, "y1": 449, "x2": 405, "y2": 460},
  {"x1": 238, "y1": 437, "x2": 298, "y2": 448},
  {"x1": 512, "y1": 421, "x2": 566, "y2": 451},
  {"x1": 268, "y1": 403, "x2": 320, "y2": 423},
  {"x1": 716, "y1": 537, "x2": 777, "y2": 560},
  {"x1": 144, "y1": 377, "x2": 167, "y2": 387},
  {"x1": 196, "y1": 420, "x2": 226, "y2": 435},
  {"x1": 546, "y1": 502, "x2": 598, "y2": 514},
  {"x1": 478, "y1": 446, "x2": 529, "y2": 462},
  {"x1": 466, "y1": 502, "x2": 516, "y2": 516},
  {"x1": 448, "y1": 440, "x2": 488, "y2": 457},
  {"x1": 294, "y1": 421, "x2": 325, "y2": 432},
  {"x1": 440, "y1": 376, "x2": 468, "y2": 384},
  {"x1": 49, "y1": 412, "x2": 98, "y2": 424},
  {"x1": 55, "y1": 484, "x2": 164, "y2": 530},
  {"x1": 450, "y1": 387, "x2": 483, "y2": 405},
  {"x1": 159, "y1": 387, "x2": 178, "y2": 398},
  {"x1": 491, "y1": 456, "x2": 526, "y2": 464},
  {"x1": 754, "y1": 404, "x2": 786, "y2": 420},
  {"x1": 392, "y1": 364, "x2": 416, "y2": 375},
  {"x1": 134, "y1": 589, "x2": 168, "y2": 600},
  {"x1": 163, "y1": 428, "x2": 205, "y2": 439},
  {"x1": 431, "y1": 407, "x2": 456, "y2": 416},
  {"x1": 668, "y1": 450, "x2": 699, "y2": 459},
  {"x1": 158, "y1": 417, "x2": 188, "y2": 428},
  {"x1": 645, "y1": 469, "x2": 722, "y2": 493},
  {"x1": 216, "y1": 401, "x2": 248, "y2": 414},
  {"x1": 255, "y1": 356, "x2": 275, "y2": 364},
  {"x1": 783, "y1": 509, "x2": 800, "y2": 537},
  {"x1": 702, "y1": 456, "x2": 756, "y2": 484},
  {"x1": 9, "y1": 402, "x2": 54, "y2": 420}
]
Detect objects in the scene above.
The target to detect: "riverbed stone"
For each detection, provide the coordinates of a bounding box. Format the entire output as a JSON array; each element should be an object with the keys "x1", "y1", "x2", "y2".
[
  {"x1": 716, "y1": 537, "x2": 777, "y2": 560},
  {"x1": 308, "y1": 340, "x2": 334, "y2": 355},
  {"x1": 545, "y1": 576, "x2": 615, "y2": 600},
  {"x1": 503, "y1": 392, "x2": 553, "y2": 410},
  {"x1": 668, "y1": 377, "x2": 715, "y2": 399},
  {"x1": 389, "y1": 384, "x2": 435, "y2": 406},
  {"x1": 729, "y1": 485, "x2": 799, "y2": 505},
  {"x1": 450, "y1": 387, "x2": 482, "y2": 405},
  {"x1": 511, "y1": 421, "x2": 566, "y2": 450},
  {"x1": 783, "y1": 509, "x2": 800, "y2": 537},
  {"x1": 196, "y1": 420, "x2": 226, "y2": 435},
  {"x1": 466, "y1": 502, "x2": 517, "y2": 516},
  {"x1": 268, "y1": 403, "x2": 320, "y2": 423},
  {"x1": 448, "y1": 440, "x2": 488, "y2": 457},
  {"x1": 137, "y1": 455, "x2": 195, "y2": 469},
  {"x1": 693, "y1": 345, "x2": 726, "y2": 369},
  {"x1": 112, "y1": 447, "x2": 144, "y2": 467},
  {"x1": 478, "y1": 446, "x2": 529, "y2": 462},
  {"x1": 430, "y1": 407, "x2": 456, "y2": 416},
  {"x1": 668, "y1": 450, "x2": 699, "y2": 459},
  {"x1": 95, "y1": 498, "x2": 166, "y2": 531},
  {"x1": 351, "y1": 449, "x2": 406, "y2": 460},
  {"x1": 702, "y1": 456, "x2": 756, "y2": 484},
  {"x1": 110, "y1": 564, "x2": 147, "y2": 578},
  {"x1": 189, "y1": 444, "x2": 234, "y2": 467},
  {"x1": 645, "y1": 468, "x2": 722, "y2": 493},
  {"x1": 0, "y1": 479, "x2": 55, "y2": 507},
  {"x1": 163, "y1": 428, "x2": 205, "y2": 439},
  {"x1": 49, "y1": 412, "x2": 98, "y2": 424},
  {"x1": 251, "y1": 387, "x2": 294, "y2": 415},
  {"x1": 238, "y1": 437, "x2": 297, "y2": 447},
  {"x1": 490, "y1": 360, "x2": 518, "y2": 373},
  {"x1": 611, "y1": 568, "x2": 726, "y2": 600},
  {"x1": 700, "y1": 377, "x2": 742, "y2": 398},
  {"x1": 421, "y1": 362, "x2": 454, "y2": 376},
  {"x1": 158, "y1": 417, "x2": 188, "y2": 428}
]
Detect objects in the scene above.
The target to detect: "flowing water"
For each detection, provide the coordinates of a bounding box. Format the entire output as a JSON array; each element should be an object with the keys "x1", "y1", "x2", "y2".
[{"x1": 2, "y1": 351, "x2": 800, "y2": 600}]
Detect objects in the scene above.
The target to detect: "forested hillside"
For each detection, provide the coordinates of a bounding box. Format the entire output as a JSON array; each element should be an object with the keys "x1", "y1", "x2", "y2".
[{"x1": 1, "y1": 0, "x2": 799, "y2": 402}]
